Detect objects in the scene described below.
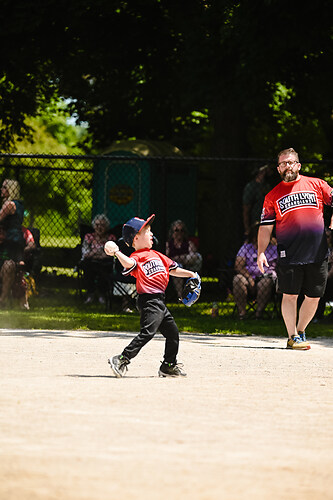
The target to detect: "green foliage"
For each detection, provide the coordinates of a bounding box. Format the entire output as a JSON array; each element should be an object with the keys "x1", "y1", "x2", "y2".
[
  {"x1": 0, "y1": 0, "x2": 332, "y2": 157},
  {"x1": 248, "y1": 82, "x2": 331, "y2": 159},
  {"x1": 11, "y1": 100, "x2": 91, "y2": 154}
]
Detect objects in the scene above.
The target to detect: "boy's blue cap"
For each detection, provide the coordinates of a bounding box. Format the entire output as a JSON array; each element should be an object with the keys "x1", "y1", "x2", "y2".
[{"x1": 122, "y1": 214, "x2": 155, "y2": 247}]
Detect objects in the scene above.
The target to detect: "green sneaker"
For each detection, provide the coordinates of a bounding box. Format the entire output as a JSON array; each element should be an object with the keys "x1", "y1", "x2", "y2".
[
  {"x1": 286, "y1": 335, "x2": 311, "y2": 350},
  {"x1": 108, "y1": 354, "x2": 130, "y2": 377},
  {"x1": 158, "y1": 361, "x2": 187, "y2": 378}
]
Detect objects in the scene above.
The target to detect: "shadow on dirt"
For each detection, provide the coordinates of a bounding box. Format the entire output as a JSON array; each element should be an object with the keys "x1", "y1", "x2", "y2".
[
  {"x1": 1, "y1": 328, "x2": 332, "y2": 348},
  {"x1": 66, "y1": 374, "x2": 156, "y2": 379}
]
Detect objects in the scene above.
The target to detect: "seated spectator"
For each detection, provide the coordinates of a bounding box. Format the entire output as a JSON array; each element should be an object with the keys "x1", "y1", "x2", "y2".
[
  {"x1": 233, "y1": 223, "x2": 277, "y2": 320},
  {"x1": 80, "y1": 214, "x2": 116, "y2": 304},
  {"x1": 0, "y1": 180, "x2": 34, "y2": 309},
  {"x1": 166, "y1": 220, "x2": 202, "y2": 299},
  {"x1": 0, "y1": 224, "x2": 16, "y2": 308},
  {"x1": 0, "y1": 179, "x2": 25, "y2": 263},
  {"x1": 0, "y1": 225, "x2": 36, "y2": 309}
]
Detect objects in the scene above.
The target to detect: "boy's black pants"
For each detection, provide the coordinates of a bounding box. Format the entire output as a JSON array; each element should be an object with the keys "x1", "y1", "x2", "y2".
[{"x1": 122, "y1": 293, "x2": 179, "y2": 364}]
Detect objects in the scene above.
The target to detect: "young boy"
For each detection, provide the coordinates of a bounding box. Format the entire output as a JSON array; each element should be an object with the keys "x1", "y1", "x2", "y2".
[{"x1": 104, "y1": 214, "x2": 199, "y2": 378}]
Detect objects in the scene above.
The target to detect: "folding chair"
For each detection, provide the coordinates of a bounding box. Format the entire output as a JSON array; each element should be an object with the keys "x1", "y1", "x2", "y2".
[{"x1": 236, "y1": 275, "x2": 280, "y2": 319}]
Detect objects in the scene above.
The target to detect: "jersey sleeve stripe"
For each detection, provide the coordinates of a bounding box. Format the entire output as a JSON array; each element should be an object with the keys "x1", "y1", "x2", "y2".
[
  {"x1": 260, "y1": 219, "x2": 275, "y2": 225},
  {"x1": 122, "y1": 262, "x2": 137, "y2": 276}
]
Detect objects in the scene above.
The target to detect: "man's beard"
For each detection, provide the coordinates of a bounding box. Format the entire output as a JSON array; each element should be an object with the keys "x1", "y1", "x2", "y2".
[{"x1": 280, "y1": 170, "x2": 298, "y2": 182}]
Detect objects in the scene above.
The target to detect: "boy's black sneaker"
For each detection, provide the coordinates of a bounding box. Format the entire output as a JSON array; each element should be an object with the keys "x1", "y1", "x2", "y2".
[
  {"x1": 108, "y1": 354, "x2": 130, "y2": 378},
  {"x1": 158, "y1": 361, "x2": 187, "y2": 378}
]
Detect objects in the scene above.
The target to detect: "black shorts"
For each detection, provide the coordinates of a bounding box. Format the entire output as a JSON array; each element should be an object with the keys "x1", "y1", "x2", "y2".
[{"x1": 277, "y1": 260, "x2": 328, "y2": 297}]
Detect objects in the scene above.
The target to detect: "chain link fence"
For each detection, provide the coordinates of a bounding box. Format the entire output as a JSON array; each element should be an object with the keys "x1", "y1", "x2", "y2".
[{"x1": 1, "y1": 153, "x2": 332, "y2": 314}]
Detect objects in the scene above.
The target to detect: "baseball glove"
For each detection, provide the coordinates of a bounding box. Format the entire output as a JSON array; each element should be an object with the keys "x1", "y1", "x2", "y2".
[{"x1": 181, "y1": 272, "x2": 201, "y2": 307}]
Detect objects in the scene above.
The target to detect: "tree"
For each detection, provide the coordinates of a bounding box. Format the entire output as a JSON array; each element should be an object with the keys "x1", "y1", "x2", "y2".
[
  {"x1": 12, "y1": 112, "x2": 90, "y2": 155},
  {"x1": 1, "y1": 0, "x2": 332, "y2": 158}
]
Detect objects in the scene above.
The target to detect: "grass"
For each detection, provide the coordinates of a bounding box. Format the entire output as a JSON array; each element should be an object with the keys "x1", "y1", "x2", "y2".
[{"x1": 1, "y1": 288, "x2": 333, "y2": 339}]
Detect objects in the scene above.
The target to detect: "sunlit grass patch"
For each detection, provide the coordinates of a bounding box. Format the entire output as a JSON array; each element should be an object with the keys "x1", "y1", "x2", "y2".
[{"x1": 0, "y1": 292, "x2": 332, "y2": 338}]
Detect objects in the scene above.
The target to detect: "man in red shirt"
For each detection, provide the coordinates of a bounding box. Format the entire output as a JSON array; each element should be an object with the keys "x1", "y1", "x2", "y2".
[
  {"x1": 105, "y1": 214, "x2": 199, "y2": 377},
  {"x1": 257, "y1": 148, "x2": 333, "y2": 350}
]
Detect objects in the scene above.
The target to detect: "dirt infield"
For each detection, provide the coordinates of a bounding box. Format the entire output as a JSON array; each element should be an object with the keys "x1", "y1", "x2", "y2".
[{"x1": 0, "y1": 329, "x2": 332, "y2": 500}]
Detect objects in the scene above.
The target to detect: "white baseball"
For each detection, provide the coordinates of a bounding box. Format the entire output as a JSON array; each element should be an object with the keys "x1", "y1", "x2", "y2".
[{"x1": 104, "y1": 241, "x2": 119, "y2": 256}]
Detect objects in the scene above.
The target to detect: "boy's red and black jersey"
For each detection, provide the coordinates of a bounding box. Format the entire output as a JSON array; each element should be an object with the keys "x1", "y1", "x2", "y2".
[
  {"x1": 123, "y1": 248, "x2": 178, "y2": 294},
  {"x1": 261, "y1": 175, "x2": 333, "y2": 265}
]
